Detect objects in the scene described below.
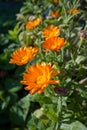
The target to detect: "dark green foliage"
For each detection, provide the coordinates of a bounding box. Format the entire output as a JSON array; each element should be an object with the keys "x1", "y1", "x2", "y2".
[{"x1": 0, "y1": 0, "x2": 87, "y2": 129}]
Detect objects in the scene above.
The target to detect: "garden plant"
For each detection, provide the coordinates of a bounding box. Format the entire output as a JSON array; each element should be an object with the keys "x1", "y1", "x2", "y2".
[{"x1": 0, "y1": 0, "x2": 87, "y2": 130}]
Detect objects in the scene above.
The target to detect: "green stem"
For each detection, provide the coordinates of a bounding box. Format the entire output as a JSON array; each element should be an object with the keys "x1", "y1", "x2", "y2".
[
  {"x1": 61, "y1": 48, "x2": 64, "y2": 62},
  {"x1": 55, "y1": 96, "x2": 62, "y2": 130}
]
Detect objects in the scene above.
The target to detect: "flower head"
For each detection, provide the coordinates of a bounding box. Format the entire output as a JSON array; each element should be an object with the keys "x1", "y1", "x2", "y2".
[
  {"x1": 50, "y1": 10, "x2": 60, "y2": 18},
  {"x1": 67, "y1": 8, "x2": 79, "y2": 15},
  {"x1": 53, "y1": 0, "x2": 58, "y2": 4},
  {"x1": 26, "y1": 18, "x2": 41, "y2": 30},
  {"x1": 43, "y1": 37, "x2": 66, "y2": 51},
  {"x1": 54, "y1": 86, "x2": 69, "y2": 95},
  {"x1": 9, "y1": 46, "x2": 39, "y2": 66},
  {"x1": 71, "y1": 9, "x2": 79, "y2": 14},
  {"x1": 42, "y1": 25, "x2": 60, "y2": 40},
  {"x1": 21, "y1": 62, "x2": 60, "y2": 94}
]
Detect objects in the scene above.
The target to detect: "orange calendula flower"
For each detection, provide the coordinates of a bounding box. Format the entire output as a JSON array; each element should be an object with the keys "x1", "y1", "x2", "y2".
[
  {"x1": 26, "y1": 18, "x2": 41, "y2": 30},
  {"x1": 71, "y1": 9, "x2": 79, "y2": 14},
  {"x1": 50, "y1": 10, "x2": 60, "y2": 18},
  {"x1": 53, "y1": 0, "x2": 58, "y2": 4},
  {"x1": 43, "y1": 37, "x2": 66, "y2": 51},
  {"x1": 9, "y1": 46, "x2": 39, "y2": 66},
  {"x1": 67, "y1": 8, "x2": 79, "y2": 15},
  {"x1": 21, "y1": 62, "x2": 60, "y2": 94},
  {"x1": 42, "y1": 25, "x2": 60, "y2": 40}
]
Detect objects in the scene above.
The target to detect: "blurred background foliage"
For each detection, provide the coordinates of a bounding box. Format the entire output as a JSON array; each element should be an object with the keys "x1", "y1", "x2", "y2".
[{"x1": 0, "y1": 0, "x2": 87, "y2": 130}]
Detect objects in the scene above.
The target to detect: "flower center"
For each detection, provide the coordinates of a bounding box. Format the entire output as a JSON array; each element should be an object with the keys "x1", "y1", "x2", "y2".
[
  {"x1": 36, "y1": 75, "x2": 46, "y2": 85},
  {"x1": 21, "y1": 56, "x2": 29, "y2": 63}
]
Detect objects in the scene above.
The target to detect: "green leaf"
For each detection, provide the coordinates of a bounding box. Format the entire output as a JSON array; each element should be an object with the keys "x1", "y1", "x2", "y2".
[
  {"x1": 0, "y1": 52, "x2": 15, "y2": 70},
  {"x1": 10, "y1": 94, "x2": 30, "y2": 126},
  {"x1": 75, "y1": 55, "x2": 86, "y2": 64},
  {"x1": 46, "y1": 127, "x2": 55, "y2": 130},
  {"x1": 33, "y1": 108, "x2": 43, "y2": 118},
  {"x1": 32, "y1": 94, "x2": 52, "y2": 105},
  {"x1": 43, "y1": 107, "x2": 58, "y2": 121},
  {"x1": 76, "y1": 86, "x2": 87, "y2": 99},
  {"x1": 4, "y1": 78, "x2": 22, "y2": 93},
  {"x1": 61, "y1": 121, "x2": 87, "y2": 130},
  {"x1": 8, "y1": 25, "x2": 18, "y2": 40},
  {"x1": 27, "y1": 115, "x2": 44, "y2": 130}
]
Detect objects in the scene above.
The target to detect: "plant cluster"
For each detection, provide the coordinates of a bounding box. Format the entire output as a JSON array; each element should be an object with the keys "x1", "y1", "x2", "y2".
[{"x1": 0, "y1": 0, "x2": 87, "y2": 130}]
